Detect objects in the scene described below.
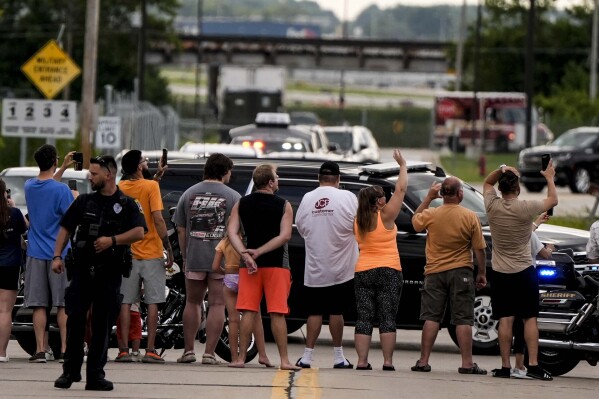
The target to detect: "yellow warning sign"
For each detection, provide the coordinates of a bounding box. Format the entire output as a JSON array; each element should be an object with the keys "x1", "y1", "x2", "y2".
[{"x1": 21, "y1": 40, "x2": 81, "y2": 99}]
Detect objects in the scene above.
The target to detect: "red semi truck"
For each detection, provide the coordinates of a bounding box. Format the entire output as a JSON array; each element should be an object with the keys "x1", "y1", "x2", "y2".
[{"x1": 432, "y1": 91, "x2": 553, "y2": 152}]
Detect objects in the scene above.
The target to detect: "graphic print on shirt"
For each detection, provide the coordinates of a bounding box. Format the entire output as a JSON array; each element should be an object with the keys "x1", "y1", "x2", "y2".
[
  {"x1": 312, "y1": 197, "x2": 334, "y2": 216},
  {"x1": 189, "y1": 193, "x2": 227, "y2": 239}
]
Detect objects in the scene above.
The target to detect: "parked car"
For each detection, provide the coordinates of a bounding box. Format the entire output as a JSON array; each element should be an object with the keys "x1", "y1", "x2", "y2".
[
  {"x1": 155, "y1": 156, "x2": 590, "y2": 353},
  {"x1": 518, "y1": 127, "x2": 599, "y2": 193},
  {"x1": 323, "y1": 125, "x2": 380, "y2": 163},
  {"x1": 178, "y1": 142, "x2": 259, "y2": 158},
  {"x1": 0, "y1": 167, "x2": 90, "y2": 214},
  {"x1": 289, "y1": 111, "x2": 320, "y2": 125},
  {"x1": 229, "y1": 112, "x2": 337, "y2": 157}
]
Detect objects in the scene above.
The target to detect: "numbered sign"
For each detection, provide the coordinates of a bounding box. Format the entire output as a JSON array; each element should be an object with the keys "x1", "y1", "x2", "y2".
[
  {"x1": 1, "y1": 99, "x2": 77, "y2": 138},
  {"x1": 95, "y1": 116, "x2": 121, "y2": 150}
]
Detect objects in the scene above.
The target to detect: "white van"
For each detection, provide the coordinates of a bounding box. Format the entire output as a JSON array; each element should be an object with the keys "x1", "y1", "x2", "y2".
[{"x1": 0, "y1": 167, "x2": 90, "y2": 214}]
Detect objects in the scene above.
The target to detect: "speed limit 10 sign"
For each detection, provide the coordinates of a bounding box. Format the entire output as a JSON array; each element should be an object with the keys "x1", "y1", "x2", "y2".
[
  {"x1": 95, "y1": 116, "x2": 121, "y2": 150},
  {"x1": 1, "y1": 98, "x2": 77, "y2": 138}
]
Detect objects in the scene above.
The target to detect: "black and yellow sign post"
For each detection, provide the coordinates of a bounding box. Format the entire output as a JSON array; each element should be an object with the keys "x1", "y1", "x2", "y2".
[{"x1": 21, "y1": 40, "x2": 81, "y2": 99}]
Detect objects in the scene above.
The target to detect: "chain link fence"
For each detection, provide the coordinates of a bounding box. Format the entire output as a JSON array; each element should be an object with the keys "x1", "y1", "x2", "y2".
[{"x1": 101, "y1": 91, "x2": 180, "y2": 152}]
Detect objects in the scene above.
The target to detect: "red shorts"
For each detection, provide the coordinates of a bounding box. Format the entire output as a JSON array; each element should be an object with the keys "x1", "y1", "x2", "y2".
[
  {"x1": 116, "y1": 311, "x2": 142, "y2": 342},
  {"x1": 236, "y1": 268, "x2": 291, "y2": 315}
]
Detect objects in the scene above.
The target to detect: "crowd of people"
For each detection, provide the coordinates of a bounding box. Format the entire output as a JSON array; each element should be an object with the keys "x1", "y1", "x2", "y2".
[{"x1": 0, "y1": 145, "x2": 562, "y2": 391}]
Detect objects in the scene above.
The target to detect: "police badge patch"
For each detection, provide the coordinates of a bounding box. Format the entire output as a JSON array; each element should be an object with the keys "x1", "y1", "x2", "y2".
[
  {"x1": 113, "y1": 203, "x2": 122, "y2": 214},
  {"x1": 134, "y1": 199, "x2": 144, "y2": 214}
]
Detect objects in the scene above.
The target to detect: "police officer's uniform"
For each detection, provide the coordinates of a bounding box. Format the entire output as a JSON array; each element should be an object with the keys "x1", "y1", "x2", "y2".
[{"x1": 59, "y1": 188, "x2": 146, "y2": 384}]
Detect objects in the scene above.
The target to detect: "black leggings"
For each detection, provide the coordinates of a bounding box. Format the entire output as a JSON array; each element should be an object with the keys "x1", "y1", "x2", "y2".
[{"x1": 354, "y1": 267, "x2": 403, "y2": 335}]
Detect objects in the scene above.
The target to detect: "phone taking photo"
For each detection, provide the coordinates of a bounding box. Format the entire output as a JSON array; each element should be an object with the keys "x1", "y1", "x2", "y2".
[
  {"x1": 541, "y1": 153, "x2": 550, "y2": 171},
  {"x1": 73, "y1": 152, "x2": 83, "y2": 171},
  {"x1": 161, "y1": 148, "x2": 168, "y2": 167},
  {"x1": 68, "y1": 179, "x2": 77, "y2": 191}
]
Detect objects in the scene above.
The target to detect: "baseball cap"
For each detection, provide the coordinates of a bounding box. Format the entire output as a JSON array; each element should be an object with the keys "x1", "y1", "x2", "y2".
[{"x1": 319, "y1": 161, "x2": 340, "y2": 176}]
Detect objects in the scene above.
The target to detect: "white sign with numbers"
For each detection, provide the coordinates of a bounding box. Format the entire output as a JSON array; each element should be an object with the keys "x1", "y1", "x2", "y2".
[
  {"x1": 95, "y1": 116, "x2": 121, "y2": 150},
  {"x1": 1, "y1": 99, "x2": 77, "y2": 138}
]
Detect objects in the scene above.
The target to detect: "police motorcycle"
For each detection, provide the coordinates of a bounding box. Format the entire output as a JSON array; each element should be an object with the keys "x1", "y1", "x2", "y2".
[
  {"x1": 11, "y1": 192, "x2": 258, "y2": 363},
  {"x1": 534, "y1": 251, "x2": 599, "y2": 376}
]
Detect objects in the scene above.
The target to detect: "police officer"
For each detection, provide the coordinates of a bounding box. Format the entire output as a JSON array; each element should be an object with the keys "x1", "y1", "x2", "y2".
[{"x1": 51, "y1": 155, "x2": 146, "y2": 391}]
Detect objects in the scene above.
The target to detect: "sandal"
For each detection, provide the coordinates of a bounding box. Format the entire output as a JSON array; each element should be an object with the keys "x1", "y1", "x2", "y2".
[
  {"x1": 202, "y1": 353, "x2": 221, "y2": 365},
  {"x1": 355, "y1": 363, "x2": 372, "y2": 370},
  {"x1": 177, "y1": 351, "x2": 196, "y2": 363},
  {"x1": 492, "y1": 367, "x2": 511, "y2": 378},
  {"x1": 458, "y1": 363, "x2": 487, "y2": 375},
  {"x1": 411, "y1": 360, "x2": 431, "y2": 372},
  {"x1": 333, "y1": 358, "x2": 353, "y2": 369}
]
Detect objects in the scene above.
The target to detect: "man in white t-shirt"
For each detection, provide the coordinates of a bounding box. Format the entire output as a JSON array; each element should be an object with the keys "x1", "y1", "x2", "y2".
[{"x1": 294, "y1": 161, "x2": 358, "y2": 369}]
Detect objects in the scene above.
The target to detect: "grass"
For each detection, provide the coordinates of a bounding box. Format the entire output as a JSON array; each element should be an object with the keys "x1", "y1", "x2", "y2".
[
  {"x1": 440, "y1": 152, "x2": 520, "y2": 183},
  {"x1": 440, "y1": 153, "x2": 596, "y2": 230},
  {"x1": 547, "y1": 216, "x2": 594, "y2": 231}
]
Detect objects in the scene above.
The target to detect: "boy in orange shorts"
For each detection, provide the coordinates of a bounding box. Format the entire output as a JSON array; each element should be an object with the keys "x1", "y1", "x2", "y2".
[{"x1": 115, "y1": 303, "x2": 142, "y2": 362}]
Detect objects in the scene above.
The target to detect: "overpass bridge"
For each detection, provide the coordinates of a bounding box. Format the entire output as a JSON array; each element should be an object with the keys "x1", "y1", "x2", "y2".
[{"x1": 147, "y1": 34, "x2": 451, "y2": 73}]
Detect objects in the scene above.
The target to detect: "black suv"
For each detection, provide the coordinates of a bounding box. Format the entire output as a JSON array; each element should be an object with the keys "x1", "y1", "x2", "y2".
[
  {"x1": 518, "y1": 127, "x2": 599, "y2": 193},
  {"x1": 158, "y1": 157, "x2": 590, "y2": 353}
]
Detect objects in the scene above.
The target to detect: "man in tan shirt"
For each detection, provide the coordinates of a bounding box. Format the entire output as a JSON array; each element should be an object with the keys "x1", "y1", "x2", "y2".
[
  {"x1": 483, "y1": 163, "x2": 557, "y2": 380},
  {"x1": 411, "y1": 177, "x2": 487, "y2": 374}
]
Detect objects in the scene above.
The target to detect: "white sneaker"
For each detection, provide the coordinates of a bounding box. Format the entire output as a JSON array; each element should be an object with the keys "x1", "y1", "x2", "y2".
[
  {"x1": 511, "y1": 367, "x2": 532, "y2": 379},
  {"x1": 0, "y1": 356, "x2": 9, "y2": 362},
  {"x1": 131, "y1": 352, "x2": 142, "y2": 362},
  {"x1": 45, "y1": 349, "x2": 55, "y2": 361}
]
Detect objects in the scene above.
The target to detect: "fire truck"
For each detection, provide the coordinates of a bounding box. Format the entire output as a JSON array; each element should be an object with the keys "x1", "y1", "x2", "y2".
[{"x1": 432, "y1": 91, "x2": 553, "y2": 152}]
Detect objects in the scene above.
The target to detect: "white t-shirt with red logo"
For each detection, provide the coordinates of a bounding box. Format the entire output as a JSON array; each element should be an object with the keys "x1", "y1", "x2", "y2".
[{"x1": 296, "y1": 185, "x2": 358, "y2": 287}]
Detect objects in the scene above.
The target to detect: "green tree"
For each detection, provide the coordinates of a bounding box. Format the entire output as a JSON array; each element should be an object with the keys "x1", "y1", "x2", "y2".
[
  {"x1": 0, "y1": 0, "x2": 179, "y2": 104},
  {"x1": 0, "y1": 0, "x2": 178, "y2": 169}
]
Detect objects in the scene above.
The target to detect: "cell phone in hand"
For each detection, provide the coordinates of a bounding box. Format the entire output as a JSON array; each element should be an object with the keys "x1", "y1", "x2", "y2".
[
  {"x1": 541, "y1": 153, "x2": 550, "y2": 171},
  {"x1": 161, "y1": 148, "x2": 168, "y2": 167},
  {"x1": 68, "y1": 179, "x2": 77, "y2": 191},
  {"x1": 547, "y1": 207, "x2": 554, "y2": 216},
  {"x1": 73, "y1": 152, "x2": 83, "y2": 171}
]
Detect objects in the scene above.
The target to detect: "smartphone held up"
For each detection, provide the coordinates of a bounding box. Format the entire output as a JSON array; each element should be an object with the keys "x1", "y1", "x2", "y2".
[
  {"x1": 161, "y1": 148, "x2": 168, "y2": 168},
  {"x1": 541, "y1": 153, "x2": 551, "y2": 171},
  {"x1": 73, "y1": 152, "x2": 83, "y2": 171},
  {"x1": 541, "y1": 154, "x2": 554, "y2": 216}
]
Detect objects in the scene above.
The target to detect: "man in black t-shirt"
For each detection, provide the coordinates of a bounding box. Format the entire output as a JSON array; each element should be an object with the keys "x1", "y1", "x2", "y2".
[{"x1": 227, "y1": 164, "x2": 301, "y2": 371}]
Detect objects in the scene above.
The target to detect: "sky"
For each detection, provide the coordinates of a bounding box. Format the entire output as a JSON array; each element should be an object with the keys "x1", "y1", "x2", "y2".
[{"x1": 313, "y1": 0, "x2": 583, "y2": 20}]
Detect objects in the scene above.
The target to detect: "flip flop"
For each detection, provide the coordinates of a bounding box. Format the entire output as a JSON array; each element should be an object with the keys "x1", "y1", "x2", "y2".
[
  {"x1": 295, "y1": 358, "x2": 311, "y2": 369},
  {"x1": 458, "y1": 363, "x2": 487, "y2": 375},
  {"x1": 333, "y1": 358, "x2": 354, "y2": 369},
  {"x1": 382, "y1": 365, "x2": 395, "y2": 371},
  {"x1": 356, "y1": 363, "x2": 372, "y2": 370},
  {"x1": 411, "y1": 360, "x2": 431, "y2": 372}
]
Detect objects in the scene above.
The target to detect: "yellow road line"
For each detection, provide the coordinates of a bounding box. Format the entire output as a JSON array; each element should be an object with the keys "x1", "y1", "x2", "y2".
[{"x1": 270, "y1": 369, "x2": 321, "y2": 399}]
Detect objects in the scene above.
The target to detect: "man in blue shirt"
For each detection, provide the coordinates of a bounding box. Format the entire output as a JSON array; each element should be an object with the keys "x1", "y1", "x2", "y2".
[{"x1": 24, "y1": 144, "x2": 74, "y2": 363}]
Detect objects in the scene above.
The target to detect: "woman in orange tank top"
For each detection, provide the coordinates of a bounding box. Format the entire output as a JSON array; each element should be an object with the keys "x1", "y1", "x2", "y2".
[{"x1": 353, "y1": 149, "x2": 407, "y2": 371}]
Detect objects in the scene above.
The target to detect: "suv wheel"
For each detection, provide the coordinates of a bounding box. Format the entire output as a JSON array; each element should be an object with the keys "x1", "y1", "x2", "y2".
[
  {"x1": 569, "y1": 167, "x2": 590, "y2": 193},
  {"x1": 524, "y1": 183, "x2": 544, "y2": 193},
  {"x1": 447, "y1": 293, "x2": 499, "y2": 354}
]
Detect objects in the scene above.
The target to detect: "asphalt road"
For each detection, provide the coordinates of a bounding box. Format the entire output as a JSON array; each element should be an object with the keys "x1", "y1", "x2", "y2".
[{"x1": 3, "y1": 328, "x2": 599, "y2": 398}]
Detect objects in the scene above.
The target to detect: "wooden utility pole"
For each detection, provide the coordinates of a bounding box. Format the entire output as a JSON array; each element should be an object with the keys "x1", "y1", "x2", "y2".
[
  {"x1": 138, "y1": 0, "x2": 147, "y2": 101},
  {"x1": 80, "y1": 0, "x2": 100, "y2": 167},
  {"x1": 455, "y1": 0, "x2": 467, "y2": 91},
  {"x1": 591, "y1": 0, "x2": 598, "y2": 100},
  {"x1": 525, "y1": 0, "x2": 535, "y2": 148}
]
